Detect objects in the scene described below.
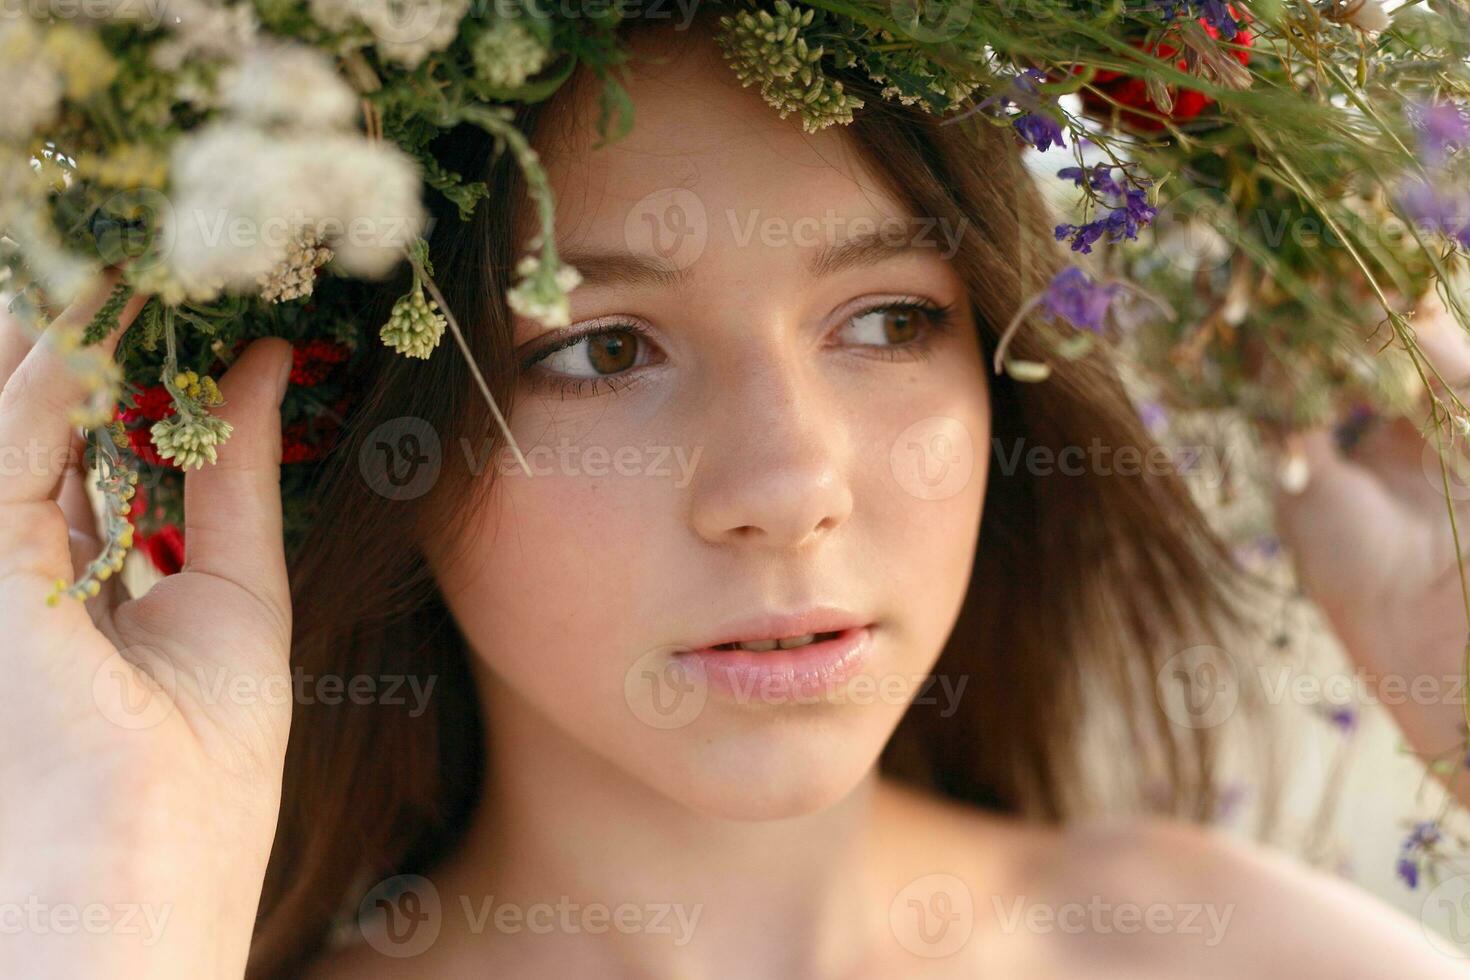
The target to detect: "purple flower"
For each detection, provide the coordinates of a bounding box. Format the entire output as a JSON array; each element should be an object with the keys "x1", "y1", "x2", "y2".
[
  {"x1": 1406, "y1": 821, "x2": 1442, "y2": 849},
  {"x1": 981, "y1": 68, "x2": 1067, "y2": 153},
  {"x1": 1136, "y1": 398, "x2": 1168, "y2": 434},
  {"x1": 1015, "y1": 113, "x2": 1065, "y2": 153},
  {"x1": 1059, "y1": 163, "x2": 1126, "y2": 197},
  {"x1": 1157, "y1": 0, "x2": 1240, "y2": 40},
  {"x1": 1410, "y1": 100, "x2": 1470, "y2": 164},
  {"x1": 1397, "y1": 856, "x2": 1420, "y2": 890},
  {"x1": 1326, "y1": 705, "x2": 1358, "y2": 735},
  {"x1": 1041, "y1": 266, "x2": 1121, "y2": 333},
  {"x1": 1395, "y1": 178, "x2": 1470, "y2": 246},
  {"x1": 1396, "y1": 820, "x2": 1443, "y2": 889},
  {"x1": 1054, "y1": 164, "x2": 1157, "y2": 253}
]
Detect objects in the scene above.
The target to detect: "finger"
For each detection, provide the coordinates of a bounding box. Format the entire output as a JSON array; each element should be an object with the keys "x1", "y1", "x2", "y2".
[
  {"x1": 1411, "y1": 288, "x2": 1470, "y2": 399},
  {"x1": 0, "y1": 272, "x2": 145, "y2": 505},
  {"x1": 181, "y1": 337, "x2": 295, "y2": 640},
  {"x1": 0, "y1": 300, "x2": 34, "y2": 387},
  {"x1": 1272, "y1": 427, "x2": 1394, "y2": 553},
  {"x1": 55, "y1": 442, "x2": 97, "y2": 544}
]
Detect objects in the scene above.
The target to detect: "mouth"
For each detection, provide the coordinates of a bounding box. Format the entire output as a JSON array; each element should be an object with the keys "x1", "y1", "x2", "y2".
[
  {"x1": 682, "y1": 607, "x2": 870, "y2": 655},
  {"x1": 676, "y1": 621, "x2": 876, "y2": 702},
  {"x1": 708, "y1": 630, "x2": 845, "y2": 653}
]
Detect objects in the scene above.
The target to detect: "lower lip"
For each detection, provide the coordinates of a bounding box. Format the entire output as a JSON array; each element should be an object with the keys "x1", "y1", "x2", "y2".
[{"x1": 676, "y1": 626, "x2": 874, "y2": 704}]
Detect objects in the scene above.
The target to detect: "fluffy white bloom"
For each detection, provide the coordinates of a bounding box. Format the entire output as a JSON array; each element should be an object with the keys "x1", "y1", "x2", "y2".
[
  {"x1": 310, "y1": 0, "x2": 470, "y2": 69},
  {"x1": 1344, "y1": 0, "x2": 1391, "y2": 32},
  {"x1": 473, "y1": 17, "x2": 550, "y2": 89},
  {"x1": 0, "y1": 19, "x2": 63, "y2": 143},
  {"x1": 162, "y1": 122, "x2": 426, "y2": 295},
  {"x1": 222, "y1": 41, "x2": 359, "y2": 131},
  {"x1": 150, "y1": 0, "x2": 259, "y2": 72}
]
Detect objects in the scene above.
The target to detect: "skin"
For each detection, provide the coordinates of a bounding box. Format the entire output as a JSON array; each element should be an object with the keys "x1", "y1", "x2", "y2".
[
  {"x1": 323, "y1": 26, "x2": 1464, "y2": 980},
  {"x1": 0, "y1": 20, "x2": 1466, "y2": 980}
]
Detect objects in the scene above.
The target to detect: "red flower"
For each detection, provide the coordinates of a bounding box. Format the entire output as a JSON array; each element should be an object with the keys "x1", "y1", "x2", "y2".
[
  {"x1": 281, "y1": 418, "x2": 342, "y2": 464},
  {"x1": 1078, "y1": 6, "x2": 1253, "y2": 131},
  {"x1": 289, "y1": 339, "x2": 351, "y2": 387},
  {"x1": 140, "y1": 524, "x2": 185, "y2": 576},
  {"x1": 132, "y1": 384, "x2": 176, "y2": 422}
]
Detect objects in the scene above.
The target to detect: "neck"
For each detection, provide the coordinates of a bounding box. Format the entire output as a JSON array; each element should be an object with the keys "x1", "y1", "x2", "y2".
[{"x1": 434, "y1": 671, "x2": 890, "y2": 980}]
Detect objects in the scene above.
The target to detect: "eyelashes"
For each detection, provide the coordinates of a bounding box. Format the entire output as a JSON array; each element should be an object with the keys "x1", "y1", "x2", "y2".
[{"x1": 518, "y1": 297, "x2": 960, "y2": 399}]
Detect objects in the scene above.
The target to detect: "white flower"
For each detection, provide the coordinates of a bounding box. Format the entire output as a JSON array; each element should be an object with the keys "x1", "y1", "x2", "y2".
[
  {"x1": 150, "y1": 412, "x2": 234, "y2": 470},
  {"x1": 506, "y1": 252, "x2": 581, "y2": 329},
  {"x1": 162, "y1": 122, "x2": 427, "y2": 296},
  {"x1": 473, "y1": 16, "x2": 550, "y2": 89},
  {"x1": 150, "y1": 0, "x2": 259, "y2": 72},
  {"x1": 380, "y1": 286, "x2": 446, "y2": 358},
  {"x1": 222, "y1": 42, "x2": 359, "y2": 131},
  {"x1": 0, "y1": 19, "x2": 63, "y2": 143},
  {"x1": 310, "y1": 0, "x2": 470, "y2": 69},
  {"x1": 258, "y1": 226, "x2": 335, "y2": 303},
  {"x1": 1344, "y1": 0, "x2": 1391, "y2": 32}
]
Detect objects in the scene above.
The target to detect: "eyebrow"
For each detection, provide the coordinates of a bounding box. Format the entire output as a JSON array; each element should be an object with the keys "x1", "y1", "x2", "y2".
[{"x1": 556, "y1": 229, "x2": 941, "y2": 290}]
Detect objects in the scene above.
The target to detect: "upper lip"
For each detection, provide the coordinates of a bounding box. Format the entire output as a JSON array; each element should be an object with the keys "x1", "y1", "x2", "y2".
[{"x1": 684, "y1": 606, "x2": 871, "y2": 651}]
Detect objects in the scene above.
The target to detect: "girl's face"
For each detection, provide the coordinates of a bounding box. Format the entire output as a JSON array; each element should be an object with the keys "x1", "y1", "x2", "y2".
[{"x1": 426, "y1": 30, "x2": 990, "y2": 820}]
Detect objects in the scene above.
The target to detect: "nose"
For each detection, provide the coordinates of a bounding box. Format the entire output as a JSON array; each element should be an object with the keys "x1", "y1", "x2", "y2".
[{"x1": 687, "y1": 355, "x2": 854, "y2": 550}]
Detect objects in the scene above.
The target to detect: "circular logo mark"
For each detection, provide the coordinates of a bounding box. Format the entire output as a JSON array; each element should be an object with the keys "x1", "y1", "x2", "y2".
[
  {"x1": 887, "y1": 0, "x2": 974, "y2": 42},
  {"x1": 1156, "y1": 644, "x2": 1240, "y2": 730},
  {"x1": 354, "y1": 0, "x2": 449, "y2": 47},
  {"x1": 1151, "y1": 187, "x2": 1238, "y2": 274},
  {"x1": 92, "y1": 646, "x2": 177, "y2": 731},
  {"x1": 624, "y1": 645, "x2": 709, "y2": 730},
  {"x1": 1422, "y1": 872, "x2": 1470, "y2": 959},
  {"x1": 359, "y1": 416, "x2": 442, "y2": 501},
  {"x1": 623, "y1": 188, "x2": 708, "y2": 273},
  {"x1": 1422, "y1": 433, "x2": 1470, "y2": 503},
  {"x1": 93, "y1": 188, "x2": 174, "y2": 271},
  {"x1": 890, "y1": 416, "x2": 975, "y2": 501},
  {"x1": 889, "y1": 872, "x2": 974, "y2": 958},
  {"x1": 357, "y1": 874, "x2": 442, "y2": 959}
]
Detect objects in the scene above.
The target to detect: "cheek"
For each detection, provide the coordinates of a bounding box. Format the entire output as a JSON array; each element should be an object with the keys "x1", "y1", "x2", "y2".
[
  {"x1": 435, "y1": 463, "x2": 672, "y2": 673},
  {"x1": 854, "y1": 356, "x2": 991, "y2": 666}
]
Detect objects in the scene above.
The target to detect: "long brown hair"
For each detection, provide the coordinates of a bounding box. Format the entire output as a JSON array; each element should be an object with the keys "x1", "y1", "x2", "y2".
[{"x1": 249, "y1": 10, "x2": 1258, "y2": 975}]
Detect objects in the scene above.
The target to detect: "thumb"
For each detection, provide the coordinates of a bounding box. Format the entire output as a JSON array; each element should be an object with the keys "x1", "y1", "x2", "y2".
[
  {"x1": 179, "y1": 337, "x2": 295, "y2": 636},
  {"x1": 1269, "y1": 425, "x2": 1386, "y2": 563}
]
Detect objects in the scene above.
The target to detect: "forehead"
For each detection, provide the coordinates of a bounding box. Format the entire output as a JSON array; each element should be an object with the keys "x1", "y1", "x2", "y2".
[{"x1": 524, "y1": 26, "x2": 914, "y2": 268}]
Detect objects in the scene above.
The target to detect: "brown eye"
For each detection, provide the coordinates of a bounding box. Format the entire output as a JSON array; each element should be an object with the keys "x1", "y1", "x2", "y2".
[
  {"x1": 587, "y1": 330, "x2": 637, "y2": 374},
  {"x1": 537, "y1": 326, "x2": 643, "y2": 378},
  {"x1": 839, "y1": 301, "x2": 944, "y2": 348},
  {"x1": 881, "y1": 308, "x2": 919, "y2": 344}
]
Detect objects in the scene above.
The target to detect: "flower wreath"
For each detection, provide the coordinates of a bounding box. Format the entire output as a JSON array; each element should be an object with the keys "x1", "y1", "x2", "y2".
[{"x1": 5, "y1": 0, "x2": 1470, "y2": 884}]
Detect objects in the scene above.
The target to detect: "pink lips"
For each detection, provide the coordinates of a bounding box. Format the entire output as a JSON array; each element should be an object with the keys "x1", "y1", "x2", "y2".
[{"x1": 676, "y1": 621, "x2": 875, "y2": 704}]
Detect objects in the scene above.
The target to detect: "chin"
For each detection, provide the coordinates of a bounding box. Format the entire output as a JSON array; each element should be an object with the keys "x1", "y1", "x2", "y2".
[{"x1": 631, "y1": 711, "x2": 897, "y2": 822}]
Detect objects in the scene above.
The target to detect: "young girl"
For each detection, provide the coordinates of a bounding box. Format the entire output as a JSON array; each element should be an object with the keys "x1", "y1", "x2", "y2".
[{"x1": 4, "y1": 10, "x2": 1469, "y2": 979}]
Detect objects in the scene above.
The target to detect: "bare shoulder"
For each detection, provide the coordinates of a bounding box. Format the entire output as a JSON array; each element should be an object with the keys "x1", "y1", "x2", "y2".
[
  {"x1": 873, "y1": 784, "x2": 1463, "y2": 978},
  {"x1": 1035, "y1": 815, "x2": 1464, "y2": 979}
]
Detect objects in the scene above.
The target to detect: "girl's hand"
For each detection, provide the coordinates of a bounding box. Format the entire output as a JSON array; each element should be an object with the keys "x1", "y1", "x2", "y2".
[
  {"x1": 1273, "y1": 288, "x2": 1470, "y2": 805},
  {"x1": 0, "y1": 271, "x2": 296, "y2": 979}
]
